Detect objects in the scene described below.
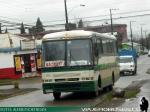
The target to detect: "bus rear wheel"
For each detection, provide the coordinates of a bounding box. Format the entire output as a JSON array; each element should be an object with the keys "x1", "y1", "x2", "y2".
[
  {"x1": 112, "y1": 73, "x2": 115, "y2": 85},
  {"x1": 53, "y1": 92, "x2": 61, "y2": 100}
]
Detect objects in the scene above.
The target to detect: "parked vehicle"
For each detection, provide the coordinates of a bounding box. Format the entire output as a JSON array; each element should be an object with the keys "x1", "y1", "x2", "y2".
[
  {"x1": 118, "y1": 49, "x2": 137, "y2": 75},
  {"x1": 119, "y1": 55, "x2": 136, "y2": 75}
]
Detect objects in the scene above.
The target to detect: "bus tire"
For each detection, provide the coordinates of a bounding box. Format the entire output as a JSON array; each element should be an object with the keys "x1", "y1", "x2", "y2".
[
  {"x1": 98, "y1": 75, "x2": 101, "y2": 88},
  {"x1": 112, "y1": 72, "x2": 115, "y2": 85},
  {"x1": 53, "y1": 92, "x2": 61, "y2": 100},
  {"x1": 108, "y1": 85, "x2": 113, "y2": 91},
  {"x1": 91, "y1": 90, "x2": 99, "y2": 97},
  {"x1": 134, "y1": 67, "x2": 137, "y2": 75}
]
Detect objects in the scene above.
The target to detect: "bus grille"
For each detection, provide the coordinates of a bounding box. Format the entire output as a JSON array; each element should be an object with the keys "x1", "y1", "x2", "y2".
[
  {"x1": 55, "y1": 78, "x2": 79, "y2": 82},
  {"x1": 54, "y1": 83, "x2": 81, "y2": 91}
]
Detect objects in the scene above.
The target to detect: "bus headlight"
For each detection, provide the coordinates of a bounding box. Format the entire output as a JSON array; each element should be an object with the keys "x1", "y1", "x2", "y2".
[
  {"x1": 81, "y1": 77, "x2": 94, "y2": 81},
  {"x1": 43, "y1": 79, "x2": 52, "y2": 83}
]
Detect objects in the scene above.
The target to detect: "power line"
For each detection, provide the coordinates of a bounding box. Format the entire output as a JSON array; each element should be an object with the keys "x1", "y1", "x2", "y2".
[
  {"x1": 40, "y1": 9, "x2": 150, "y2": 24},
  {"x1": 1, "y1": 8, "x2": 150, "y2": 26},
  {"x1": 83, "y1": 13, "x2": 150, "y2": 23},
  {"x1": 1, "y1": 12, "x2": 150, "y2": 31}
]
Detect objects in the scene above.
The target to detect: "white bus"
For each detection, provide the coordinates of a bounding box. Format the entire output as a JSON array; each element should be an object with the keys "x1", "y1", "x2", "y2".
[{"x1": 42, "y1": 30, "x2": 120, "y2": 100}]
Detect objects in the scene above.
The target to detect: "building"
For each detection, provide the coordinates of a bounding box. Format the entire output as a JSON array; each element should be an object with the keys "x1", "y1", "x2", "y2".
[
  {"x1": 83, "y1": 24, "x2": 128, "y2": 42},
  {"x1": 0, "y1": 33, "x2": 41, "y2": 79}
]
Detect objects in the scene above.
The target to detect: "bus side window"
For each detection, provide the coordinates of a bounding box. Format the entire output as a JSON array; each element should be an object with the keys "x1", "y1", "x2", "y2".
[
  {"x1": 97, "y1": 39, "x2": 103, "y2": 56},
  {"x1": 108, "y1": 40, "x2": 114, "y2": 54},
  {"x1": 102, "y1": 39, "x2": 107, "y2": 54},
  {"x1": 93, "y1": 38, "x2": 99, "y2": 57}
]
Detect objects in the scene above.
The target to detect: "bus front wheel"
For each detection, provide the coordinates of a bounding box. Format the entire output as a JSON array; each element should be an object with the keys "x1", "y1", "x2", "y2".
[
  {"x1": 112, "y1": 73, "x2": 115, "y2": 85},
  {"x1": 53, "y1": 92, "x2": 61, "y2": 100},
  {"x1": 91, "y1": 90, "x2": 99, "y2": 97}
]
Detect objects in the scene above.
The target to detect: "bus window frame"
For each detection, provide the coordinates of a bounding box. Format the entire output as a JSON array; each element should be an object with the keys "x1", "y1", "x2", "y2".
[{"x1": 42, "y1": 37, "x2": 94, "y2": 68}]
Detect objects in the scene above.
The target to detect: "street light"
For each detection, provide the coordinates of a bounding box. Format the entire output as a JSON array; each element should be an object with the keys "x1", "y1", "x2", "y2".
[
  {"x1": 130, "y1": 21, "x2": 136, "y2": 50},
  {"x1": 64, "y1": 0, "x2": 85, "y2": 31},
  {"x1": 110, "y1": 8, "x2": 119, "y2": 35},
  {"x1": 68, "y1": 4, "x2": 85, "y2": 15}
]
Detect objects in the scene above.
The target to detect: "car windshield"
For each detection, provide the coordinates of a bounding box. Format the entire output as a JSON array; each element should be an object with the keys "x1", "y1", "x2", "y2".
[
  {"x1": 119, "y1": 57, "x2": 133, "y2": 63},
  {"x1": 42, "y1": 39, "x2": 92, "y2": 67}
]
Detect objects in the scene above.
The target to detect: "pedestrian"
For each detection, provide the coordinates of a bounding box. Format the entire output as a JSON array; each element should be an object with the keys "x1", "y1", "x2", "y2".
[{"x1": 140, "y1": 97, "x2": 149, "y2": 112}]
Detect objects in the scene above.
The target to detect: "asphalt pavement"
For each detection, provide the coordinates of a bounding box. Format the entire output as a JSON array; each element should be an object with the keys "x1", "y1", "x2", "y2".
[
  {"x1": 0, "y1": 54, "x2": 150, "y2": 111},
  {"x1": 115, "y1": 54, "x2": 150, "y2": 111}
]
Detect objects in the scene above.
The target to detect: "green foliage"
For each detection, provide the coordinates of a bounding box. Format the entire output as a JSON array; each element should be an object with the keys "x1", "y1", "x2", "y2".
[
  {"x1": 36, "y1": 17, "x2": 45, "y2": 33},
  {"x1": 5, "y1": 28, "x2": 8, "y2": 33},
  {"x1": 124, "y1": 89, "x2": 139, "y2": 98},
  {"x1": 28, "y1": 26, "x2": 36, "y2": 35},
  {"x1": 78, "y1": 19, "x2": 84, "y2": 28},
  {"x1": 66, "y1": 23, "x2": 76, "y2": 30},
  {"x1": 28, "y1": 17, "x2": 45, "y2": 35},
  {"x1": 20, "y1": 22, "x2": 26, "y2": 34}
]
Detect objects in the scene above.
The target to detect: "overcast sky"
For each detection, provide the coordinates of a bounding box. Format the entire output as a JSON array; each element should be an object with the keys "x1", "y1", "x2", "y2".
[{"x1": 0, "y1": 0, "x2": 150, "y2": 38}]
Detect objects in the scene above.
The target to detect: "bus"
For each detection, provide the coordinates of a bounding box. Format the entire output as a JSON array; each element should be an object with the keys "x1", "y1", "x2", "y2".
[{"x1": 41, "y1": 30, "x2": 120, "y2": 100}]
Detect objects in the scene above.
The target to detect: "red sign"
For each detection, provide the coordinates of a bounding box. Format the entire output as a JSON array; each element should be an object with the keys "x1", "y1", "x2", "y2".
[{"x1": 45, "y1": 61, "x2": 65, "y2": 67}]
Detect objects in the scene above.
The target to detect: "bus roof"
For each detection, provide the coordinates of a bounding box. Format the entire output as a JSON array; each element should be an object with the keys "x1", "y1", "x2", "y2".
[{"x1": 42, "y1": 30, "x2": 116, "y2": 40}]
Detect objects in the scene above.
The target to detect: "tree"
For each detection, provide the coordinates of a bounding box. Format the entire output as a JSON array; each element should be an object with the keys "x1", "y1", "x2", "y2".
[
  {"x1": 78, "y1": 19, "x2": 84, "y2": 28},
  {"x1": 36, "y1": 17, "x2": 45, "y2": 33},
  {"x1": 67, "y1": 23, "x2": 76, "y2": 30},
  {"x1": 20, "y1": 22, "x2": 26, "y2": 34},
  {"x1": 5, "y1": 28, "x2": 8, "y2": 33},
  {"x1": 28, "y1": 26, "x2": 36, "y2": 35}
]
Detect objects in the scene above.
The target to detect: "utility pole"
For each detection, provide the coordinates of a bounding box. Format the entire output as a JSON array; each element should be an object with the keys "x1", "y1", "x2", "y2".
[
  {"x1": 130, "y1": 21, "x2": 135, "y2": 50},
  {"x1": 110, "y1": 9, "x2": 113, "y2": 35},
  {"x1": 141, "y1": 25, "x2": 144, "y2": 51},
  {"x1": 109, "y1": 9, "x2": 119, "y2": 35},
  {"x1": 144, "y1": 30, "x2": 149, "y2": 50},
  {"x1": 64, "y1": 0, "x2": 69, "y2": 31}
]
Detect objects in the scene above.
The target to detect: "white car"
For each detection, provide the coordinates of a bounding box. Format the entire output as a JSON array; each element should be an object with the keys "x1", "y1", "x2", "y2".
[{"x1": 119, "y1": 55, "x2": 136, "y2": 75}]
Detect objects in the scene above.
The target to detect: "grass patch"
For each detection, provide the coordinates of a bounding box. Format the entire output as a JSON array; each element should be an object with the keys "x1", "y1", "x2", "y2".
[
  {"x1": 103, "y1": 92, "x2": 113, "y2": 101},
  {"x1": 124, "y1": 89, "x2": 140, "y2": 99},
  {"x1": 100, "y1": 88, "x2": 139, "y2": 103}
]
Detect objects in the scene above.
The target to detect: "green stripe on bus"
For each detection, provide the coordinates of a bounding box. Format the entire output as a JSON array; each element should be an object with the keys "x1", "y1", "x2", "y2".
[
  {"x1": 43, "y1": 81, "x2": 97, "y2": 92},
  {"x1": 42, "y1": 66, "x2": 94, "y2": 73},
  {"x1": 42, "y1": 62, "x2": 118, "y2": 73},
  {"x1": 95, "y1": 62, "x2": 118, "y2": 70}
]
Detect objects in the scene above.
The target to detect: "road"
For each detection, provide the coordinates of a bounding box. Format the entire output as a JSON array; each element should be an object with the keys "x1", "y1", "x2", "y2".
[
  {"x1": 115, "y1": 54, "x2": 150, "y2": 88},
  {"x1": 0, "y1": 55, "x2": 150, "y2": 108},
  {"x1": 116, "y1": 54, "x2": 150, "y2": 111}
]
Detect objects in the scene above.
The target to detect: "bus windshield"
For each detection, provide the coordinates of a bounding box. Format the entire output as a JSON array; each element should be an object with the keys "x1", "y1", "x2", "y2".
[{"x1": 43, "y1": 39, "x2": 92, "y2": 67}]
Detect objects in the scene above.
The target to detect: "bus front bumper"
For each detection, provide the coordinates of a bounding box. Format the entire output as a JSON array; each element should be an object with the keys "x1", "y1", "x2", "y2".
[{"x1": 42, "y1": 81, "x2": 97, "y2": 94}]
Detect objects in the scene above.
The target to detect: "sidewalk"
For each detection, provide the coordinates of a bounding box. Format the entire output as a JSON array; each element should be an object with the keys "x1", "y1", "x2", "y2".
[
  {"x1": 118, "y1": 79, "x2": 150, "y2": 111},
  {"x1": 0, "y1": 77, "x2": 42, "y2": 100}
]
